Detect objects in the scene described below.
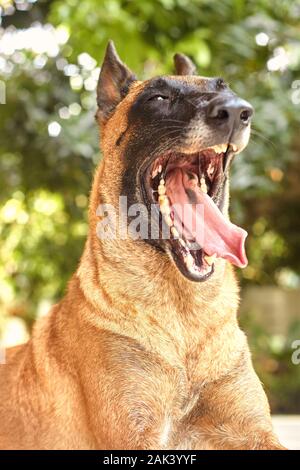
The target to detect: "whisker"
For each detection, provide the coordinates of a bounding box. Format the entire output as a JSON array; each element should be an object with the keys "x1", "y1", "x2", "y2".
[
  {"x1": 148, "y1": 130, "x2": 182, "y2": 149},
  {"x1": 147, "y1": 135, "x2": 181, "y2": 161},
  {"x1": 251, "y1": 129, "x2": 277, "y2": 150},
  {"x1": 160, "y1": 118, "x2": 186, "y2": 124},
  {"x1": 147, "y1": 125, "x2": 183, "y2": 135}
]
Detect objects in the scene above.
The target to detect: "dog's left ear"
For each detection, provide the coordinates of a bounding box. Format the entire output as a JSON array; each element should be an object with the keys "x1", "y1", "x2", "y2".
[
  {"x1": 97, "y1": 40, "x2": 136, "y2": 122},
  {"x1": 174, "y1": 53, "x2": 196, "y2": 76}
]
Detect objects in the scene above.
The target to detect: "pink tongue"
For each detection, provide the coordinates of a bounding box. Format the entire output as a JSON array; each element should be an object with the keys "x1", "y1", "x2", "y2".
[{"x1": 166, "y1": 169, "x2": 248, "y2": 268}]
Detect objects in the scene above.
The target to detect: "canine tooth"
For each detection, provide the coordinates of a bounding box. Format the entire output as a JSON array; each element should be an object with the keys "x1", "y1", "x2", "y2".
[
  {"x1": 204, "y1": 253, "x2": 217, "y2": 265},
  {"x1": 171, "y1": 226, "x2": 179, "y2": 238},
  {"x1": 200, "y1": 176, "x2": 207, "y2": 193},
  {"x1": 158, "y1": 164, "x2": 162, "y2": 173},
  {"x1": 232, "y1": 144, "x2": 238, "y2": 152}
]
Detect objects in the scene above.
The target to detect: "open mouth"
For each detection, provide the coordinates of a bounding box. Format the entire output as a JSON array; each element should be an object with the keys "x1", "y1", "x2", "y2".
[{"x1": 141, "y1": 144, "x2": 248, "y2": 282}]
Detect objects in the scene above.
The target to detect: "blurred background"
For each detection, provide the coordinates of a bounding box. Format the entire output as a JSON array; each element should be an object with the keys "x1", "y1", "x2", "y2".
[{"x1": 0, "y1": 0, "x2": 300, "y2": 425}]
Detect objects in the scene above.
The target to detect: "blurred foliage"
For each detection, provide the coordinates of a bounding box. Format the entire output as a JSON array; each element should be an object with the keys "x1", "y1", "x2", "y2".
[
  {"x1": 241, "y1": 313, "x2": 300, "y2": 413},
  {"x1": 0, "y1": 0, "x2": 300, "y2": 412}
]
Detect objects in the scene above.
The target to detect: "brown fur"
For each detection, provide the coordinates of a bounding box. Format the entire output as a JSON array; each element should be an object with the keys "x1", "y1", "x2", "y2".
[{"x1": 0, "y1": 46, "x2": 285, "y2": 450}]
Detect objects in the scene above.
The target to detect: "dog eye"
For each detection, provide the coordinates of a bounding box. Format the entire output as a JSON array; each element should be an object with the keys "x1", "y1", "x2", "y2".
[{"x1": 148, "y1": 95, "x2": 170, "y2": 102}]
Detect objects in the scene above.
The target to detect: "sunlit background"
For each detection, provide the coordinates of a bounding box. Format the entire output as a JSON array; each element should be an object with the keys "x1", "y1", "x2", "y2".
[{"x1": 0, "y1": 0, "x2": 300, "y2": 432}]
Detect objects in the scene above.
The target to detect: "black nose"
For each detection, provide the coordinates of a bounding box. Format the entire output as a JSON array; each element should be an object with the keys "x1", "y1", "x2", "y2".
[{"x1": 207, "y1": 96, "x2": 253, "y2": 126}]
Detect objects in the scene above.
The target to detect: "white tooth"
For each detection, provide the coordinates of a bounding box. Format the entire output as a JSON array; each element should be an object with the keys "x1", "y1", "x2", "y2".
[
  {"x1": 159, "y1": 195, "x2": 171, "y2": 216},
  {"x1": 158, "y1": 184, "x2": 166, "y2": 195},
  {"x1": 159, "y1": 199, "x2": 171, "y2": 215},
  {"x1": 232, "y1": 144, "x2": 238, "y2": 152},
  {"x1": 211, "y1": 145, "x2": 220, "y2": 153},
  {"x1": 164, "y1": 214, "x2": 173, "y2": 226},
  {"x1": 185, "y1": 254, "x2": 194, "y2": 270},
  {"x1": 179, "y1": 238, "x2": 186, "y2": 247},
  {"x1": 200, "y1": 176, "x2": 207, "y2": 193},
  {"x1": 171, "y1": 226, "x2": 179, "y2": 238},
  {"x1": 161, "y1": 207, "x2": 170, "y2": 216},
  {"x1": 204, "y1": 253, "x2": 217, "y2": 266},
  {"x1": 152, "y1": 163, "x2": 163, "y2": 179},
  {"x1": 211, "y1": 143, "x2": 227, "y2": 154}
]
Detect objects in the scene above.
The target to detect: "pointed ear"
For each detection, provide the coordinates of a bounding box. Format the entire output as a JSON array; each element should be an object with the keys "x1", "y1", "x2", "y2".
[
  {"x1": 97, "y1": 40, "x2": 136, "y2": 121},
  {"x1": 173, "y1": 53, "x2": 197, "y2": 76}
]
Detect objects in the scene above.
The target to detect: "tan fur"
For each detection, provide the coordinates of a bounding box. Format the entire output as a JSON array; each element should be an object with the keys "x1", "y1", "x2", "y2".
[{"x1": 0, "y1": 76, "x2": 285, "y2": 450}]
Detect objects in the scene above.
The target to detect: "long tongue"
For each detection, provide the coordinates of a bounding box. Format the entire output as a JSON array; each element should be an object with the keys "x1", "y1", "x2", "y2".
[{"x1": 166, "y1": 169, "x2": 248, "y2": 268}]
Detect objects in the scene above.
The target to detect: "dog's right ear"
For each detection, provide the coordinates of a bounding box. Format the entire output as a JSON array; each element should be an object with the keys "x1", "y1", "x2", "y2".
[
  {"x1": 174, "y1": 53, "x2": 196, "y2": 76},
  {"x1": 97, "y1": 40, "x2": 136, "y2": 122}
]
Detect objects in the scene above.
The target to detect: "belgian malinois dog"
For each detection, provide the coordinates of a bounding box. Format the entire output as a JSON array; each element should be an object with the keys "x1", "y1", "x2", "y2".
[{"x1": 0, "y1": 41, "x2": 285, "y2": 450}]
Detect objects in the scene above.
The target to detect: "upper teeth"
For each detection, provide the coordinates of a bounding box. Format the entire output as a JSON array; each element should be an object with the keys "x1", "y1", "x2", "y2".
[
  {"x1": 210, "y1": 143, "x2": 228, "y2": 154},
  {"x1": 184, "y1": 252, "x2": 213, "y2": 276},
  {"x1": 152, "y1": 163, "x2": 163, "y2": 179},
  {"x1": 208, "y1": 143, "x2": 238, "y2": 154}
]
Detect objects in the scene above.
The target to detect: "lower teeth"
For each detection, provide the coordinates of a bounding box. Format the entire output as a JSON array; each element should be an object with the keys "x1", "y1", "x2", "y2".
[
  {"x1": 185, "y1": 254, "x2": 194, "y2": 270},
  {"x1": 183, "y1": 253, "x2": 212, "y2": 276}
]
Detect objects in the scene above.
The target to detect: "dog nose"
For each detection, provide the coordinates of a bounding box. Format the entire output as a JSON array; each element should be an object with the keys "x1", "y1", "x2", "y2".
[{"x1": 207, "y1": 96, "x2": 253, "y2": 126}]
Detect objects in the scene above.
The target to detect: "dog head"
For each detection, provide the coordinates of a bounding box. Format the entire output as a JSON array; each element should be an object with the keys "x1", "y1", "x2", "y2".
[{"x1": 95, "y1": 41, "x2": 253, "y2": 283}]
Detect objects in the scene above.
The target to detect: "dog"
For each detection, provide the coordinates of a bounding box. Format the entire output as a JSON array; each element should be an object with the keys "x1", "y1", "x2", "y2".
[{"x1": 0, "y1": 41, "x2": 285, "y2": 450}]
